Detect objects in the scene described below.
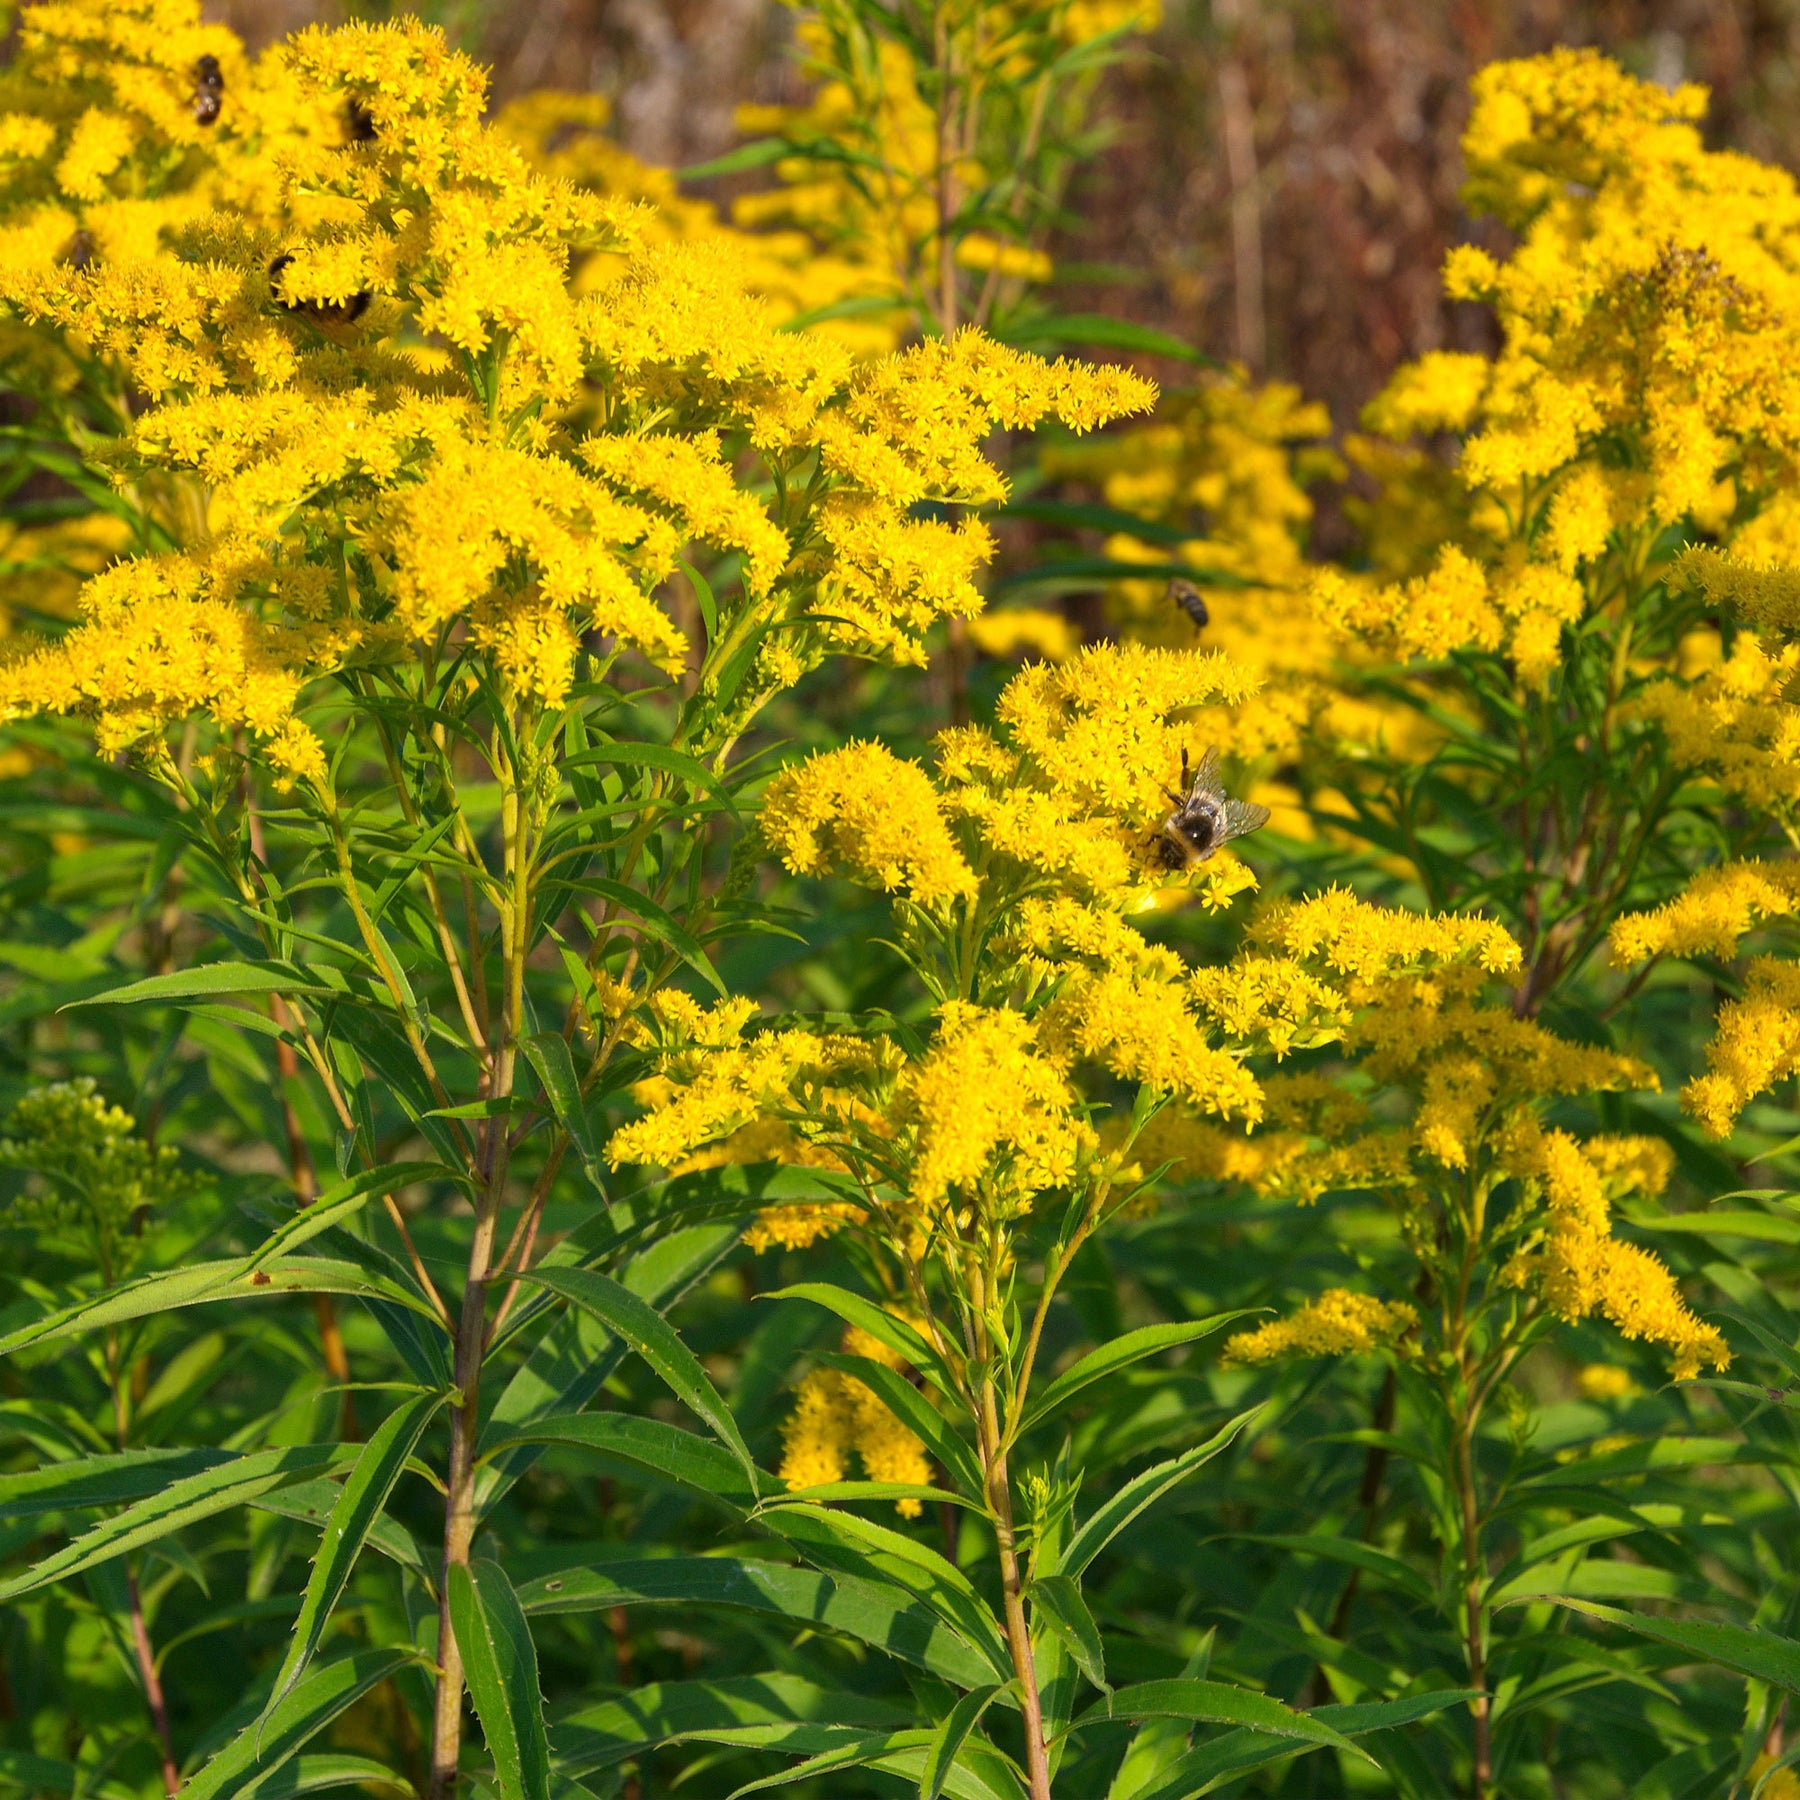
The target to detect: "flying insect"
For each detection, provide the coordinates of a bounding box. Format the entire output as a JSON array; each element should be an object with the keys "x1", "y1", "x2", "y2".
[
  {"x1": 1155, "y1": 746, "x2": 1269, "y2": 868},
  {"x1": 194, "y1": 54, "x2": 224, "y2": 126},
  {"x1": 1169, "y1": 577, "x2": 1209, "y2": 631}
]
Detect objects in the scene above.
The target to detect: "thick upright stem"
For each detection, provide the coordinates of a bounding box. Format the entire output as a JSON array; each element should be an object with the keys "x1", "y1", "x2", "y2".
[
  {"x1": 426, "y1": 757, "x2": 531, "y2": 1800},
  {"x1": 977, "y1": 1381, "x2": 1052, "y2": 1800},
  {"x1": 1455, "y1": 1421, "x2": 1490, "y2": 1800},
  {"x1": 424, "y1": 1182, "x2": 507, "y2": 1800}
]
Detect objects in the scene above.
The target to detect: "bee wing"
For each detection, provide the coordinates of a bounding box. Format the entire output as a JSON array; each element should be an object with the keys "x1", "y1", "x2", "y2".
[
  {"x1": 1188, "y1": 745, "x2": 1226, "y2": 802},
  {"x1": 1219, "y1": 797, "x2": 1272, "y2": 842}
]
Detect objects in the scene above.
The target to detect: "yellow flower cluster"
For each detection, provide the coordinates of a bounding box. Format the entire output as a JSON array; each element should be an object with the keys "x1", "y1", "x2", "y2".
[
  {"x1": 1614, "y1": 863, "x2": 1800, "y2": 1132},
  {"x1": 618, "y1": 655, "x2": 1572, "y2": 1266},
  {"x1": 1211, "y1": 945, "x2": 1722, "y2": 1376},
  {"x1": 1312, "y1": 544, "x2": 1584, "y2": 691},
  {"x1": 1038, "y1": 370, "x2": 1380, "y2": 799},
  {"x1": 1613, "y1": 860, "x2": 1800, "y2": 964},
  {"x1": 1500, "y1": 1124, "x2": 1726, "y2": 1379},
  {"x1": 1223, "y1": 1289, "x2": 1419, "y2": 1366},
  {"x1": 0, "y1": 11, "x2": 1152, "y2": 775},
  {"x1": 778, "y1": 1324, "x2": 932, "y2": 1517},
  {"x1": 494, "y1": 89, "x2": 898, "y2": 356},
  {"x1": 761, "y1": 743, "x2": 978, "y2": 907},
  {"x1": 1681, "y1": 957, "x2": 1800, "y2": 1139}
]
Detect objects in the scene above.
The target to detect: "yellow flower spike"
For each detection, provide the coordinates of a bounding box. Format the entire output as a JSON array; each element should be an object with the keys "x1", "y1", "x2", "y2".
[
  {"x1": 1613, "y1": 860, "x2": 1800, "y2": 965},
  {"x1": 899, "y1": 1003, "x2": 1092, "y2": 1214},
  {"x1": 761, "y1": 742, "x2": 978, "y2": 907},
  {"x1": 1249, "y1": 887, "x2": 1522, "y2": 982},
  {"x1": 1683, "y1": 956, "x2": 1800, "y2": 1138},
  {"x1": 1223, "y1": 1290, "x2": 1419, "y2": 1366}
]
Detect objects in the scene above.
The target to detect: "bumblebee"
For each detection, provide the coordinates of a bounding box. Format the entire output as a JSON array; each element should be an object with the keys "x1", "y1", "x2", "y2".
[
  {"x1": 269, "y1": 253, "x2": 371, "y2": 325},
  {"x1": 346, "y1": 99, "x2": 377, "y2": 144},
  {"x1": 194, "y1": 54, "x2": 224, "y2": 126},
  {"x1": 1169, "y1": 576, "x2": 1209, "y2": 631},
  {"x1": 1154, "y1": 746, "x2": 1270, "y2": 869}
]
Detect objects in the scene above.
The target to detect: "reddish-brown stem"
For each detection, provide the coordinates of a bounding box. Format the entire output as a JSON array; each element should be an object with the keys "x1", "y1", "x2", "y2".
[{"x1": 126, "y1": 1567, "x2": 180, "y2": 1798}]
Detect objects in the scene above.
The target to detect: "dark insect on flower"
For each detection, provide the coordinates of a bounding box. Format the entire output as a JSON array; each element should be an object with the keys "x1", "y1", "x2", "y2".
[
  {"x1": 269, "y1": 252, "x2": 371, "y2": 324},
  {"x1": 60, "y1": 229, "x2": 94, "y2": 270},
  {"x1": 1169, "y1": 576, "x2": 1209, "y2": 631},
  {"x1": 345, "y1": 99, "x2": 377, "y2": 143},
  {"x1": 1153, "y1": 745, "x2": 1270, "y2": 869},
  {"x1": 194, "y1": 54, "x2": 224, "y2": 126}
]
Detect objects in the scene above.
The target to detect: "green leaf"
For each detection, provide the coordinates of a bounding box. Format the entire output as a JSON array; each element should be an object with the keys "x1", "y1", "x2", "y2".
[
  {"x1": 521, "y1": 1031, "x2": 603, "y2": 1178},
  {"x1": 1126, "y1": 1691, "x2": 1474, "y2": 1800},
  {"x1": 0, "y1": 1254, "x2": 446, "y2": 1359},
  {"x1": 1020, "y1": 1316, "x2": 1252, "y2": 1435},
  {"x1": 1075, "y1": 1681, "x2": 1363, "y2": 1756},
  {"x1": 64, "y1": 960, "x2": 336, "y2": 1008},
  {"x1": 179, "y1": 1650, "x2": 420, "y2": 1800},
  {"x1": 451, "y1": 1558, "x2": 552, "y2": 1800},
  {"x1": 566, "y1": 875, "x2": 727, "y2": 995},
  {"x1": 0, "y1": 1443, "x2": 352, "y2": 1600},
  {"x1": 552, "y1": 1674, "x2": 908, "y2": 1779},
  {"x1": 1060, "y1": 1408, "x2": 1263, "y2": 1578},
  {"x1": 1032, "y1": 1573, "x2": 1106, "y2": 1691},
  {"x1": 516, "y1": 1554, "x2": 997, "y2": 1689},
  {"x1": 1244, "y1": 1534, "x2": 1436, "y2": 1607},
  {"x1": 0, "y1": 1446, "x2": 232, "y2": 1519},
  {"x1": 263, "y1": 1390, "x2": 446, "y2": 1718},
  {"x1": 767, "y1": 1283, "x2": 958, "y2": 1399},
  {"x1": 518, "y1": 1266, "x2": 755, "y2": 1478},
  {"x1": 679, "y1": 136, "x2": 789, "y2": 179},
  {"x1": 812, "y1": 1351, "x2": 982, "y2": 1497},
  {"x1": 1554, "y1": 1598, "x2": 1800, "y2": 1691},
  {"x1": 248, "y1": 1478, "x2": 429, "y2": 1579},
  {"x1": 679, "y1": 556, "x2": 720, "y2": 642},
  {"x1": 479, "y1": 1411, "x2": 759, "y2": 1512},
  {"x1": 921, "y1": 1685, "x2": 1003, "y2": 1800},
  {"x1": 764, "y1": 1503, "x2": 1011, "y2": 1679},
  {"x1": 240, "y1": 1753, "x2": 414, "y2": 1797},
  {"x1": 567, "y1": 737, "x2": 743, "y2": 826},
  {"x1": 245, "y1": 1162, "x2": 459, "y2": 1271}
]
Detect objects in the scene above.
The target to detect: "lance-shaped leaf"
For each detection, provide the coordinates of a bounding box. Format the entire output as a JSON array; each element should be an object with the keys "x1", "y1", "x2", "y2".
[
  {"x1": 764, "y1": 1503, "x2": 1011, "y2": 1679},
  {"x1": 1058, "y1": 1408, "x2": 1263, "y2": 1579},
  {"x1": 1074, "y1": 1681, "x2": 1363, "y2": 1756},
  {"x1": 180, "y1": 1649, "x2": 421, "y2": 1800},
  {"x1": 516, "y1": 1555, "x2": 997, "y2": 1690},
  {"x1": 1031, "y1": 1575, "x2": 1106, "y2": 1692},
  {"x1": 813, "y1": 1351, "x2": 983, "y2": 1500},
  {"x1": 1554, "y1": 1598, "x2": 1800, "y2": 1691},
  {"x1": 766, "y1": 1283, "x2": 959, "y2": 1400},
  {"x1": 519, "y1": 1266, "x2": 754, "y2": 1478},
  {"x1": 0, "y1": 1254, "x2": 445, "y2": 1359},
  {"x1": 1019, "y1": 1316, "x2": 1254, "y2": 1436},
  {"x1": 1126, "y1": 1690, "x2": 1475, "y2": 1800},
  {"x1": 921, "y1": 1685, "x2": 1004, "y2": 1800},
  {"x1": 450, "y1": 1558, "x2": 552, "y2": 1800},
  {"x1": 262, "y1": 1390, "x2": 446, "y2": 1719},
  {"x1": 0, "y1": 1443, "x2": 354, "y2": 1600},
  {"x1": 0, "y1": 1446, "x2": 232, "y2": 1520},
  {"x1": 63, "y1": 960, "x2": 340, "y2": 1008},
  {"x1": 239, "y1": 1753, "x2": 413, "y2": 1797},
  {"x1": 480, "y1": 1411, "x2": 759, "y2": 1512},
  {"x1": 552, "y1": 1675, "x2": 910, "y2": 1779}
]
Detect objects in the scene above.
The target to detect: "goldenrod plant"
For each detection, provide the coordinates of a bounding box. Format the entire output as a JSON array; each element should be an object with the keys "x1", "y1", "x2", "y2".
[{"x1": 3, "y1": 9, "x2": 1800, "y2": 1800}]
